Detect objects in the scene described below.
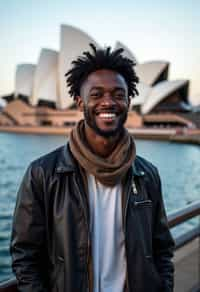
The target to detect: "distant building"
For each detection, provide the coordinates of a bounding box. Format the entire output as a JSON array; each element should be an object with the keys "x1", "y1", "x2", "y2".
[
  {"x1": 135, "y1": 61, "x2": 169, "y2": 86},
  {"x1": 15, "y1": 64, "x2": 36, "y2": 103},
  {"x1": 0, "y1": 97, "x2": 7, "y2": 112},
  {"x1": 31, "y1": 48, "x2": 58, "y2": 108},
  {"x1": 115, "y1": 41, "x2": 138, "y2": 64},
  {"x1": 0, "y1": 24, "x2": 199, "y2": 129},
  {"x1": 0, "y1": 99, "x2": 83, "y2": 127},
  {"x1": 58, "y1": 24, "x2": 100, "y2": 109}
]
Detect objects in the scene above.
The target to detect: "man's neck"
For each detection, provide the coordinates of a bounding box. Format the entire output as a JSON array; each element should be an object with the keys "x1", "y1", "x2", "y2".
[{"x1": 84, "y1": 124, "x2": 122, "y2": 158}]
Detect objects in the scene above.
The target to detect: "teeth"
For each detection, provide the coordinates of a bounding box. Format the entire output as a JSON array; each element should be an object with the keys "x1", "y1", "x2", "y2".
[{"x1": 99, "y1": 113, "x2": 116, "y2": 118}]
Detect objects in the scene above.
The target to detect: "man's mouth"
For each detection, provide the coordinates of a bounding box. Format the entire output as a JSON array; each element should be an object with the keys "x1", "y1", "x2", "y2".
[{"x1": 97, "y1": 112, "x2": 117, "y2": 121}]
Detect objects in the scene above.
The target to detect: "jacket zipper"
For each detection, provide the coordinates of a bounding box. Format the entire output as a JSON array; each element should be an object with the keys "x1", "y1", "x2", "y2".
[
  {"x1": 74, "y1": 176, "x2": 90, "y2": 292},
  {"x1": 123, "y1": 176, "x2": 133, "y2": 292}
]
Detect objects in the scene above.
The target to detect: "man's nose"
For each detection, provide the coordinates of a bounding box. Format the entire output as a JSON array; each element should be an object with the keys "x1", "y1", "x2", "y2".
[{"x1": 101, "y1": 92, "x2": 115, "y2": 106}]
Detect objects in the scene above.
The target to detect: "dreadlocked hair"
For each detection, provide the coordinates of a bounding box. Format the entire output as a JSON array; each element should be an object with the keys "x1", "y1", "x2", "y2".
[{"x1": 65, "y1": 43, "x2": 139, "y2": 99}]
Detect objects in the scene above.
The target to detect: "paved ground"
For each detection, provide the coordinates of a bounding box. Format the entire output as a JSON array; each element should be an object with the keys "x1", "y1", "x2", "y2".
[{"x1": 174, "y1": 238, "x2": 200, "y2": 292}]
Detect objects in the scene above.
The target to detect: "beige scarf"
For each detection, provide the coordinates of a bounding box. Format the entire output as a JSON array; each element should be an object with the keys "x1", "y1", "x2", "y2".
[{"x1": 69, "y1": 120, "x2": 136, "y2": 187}]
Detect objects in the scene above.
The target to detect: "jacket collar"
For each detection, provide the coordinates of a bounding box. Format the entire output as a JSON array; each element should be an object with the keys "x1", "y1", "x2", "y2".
[
  {"x1": 55, "y1": 144, "x2": 76, "y2": 173},
  {"x1": 132, "y1": 161, "x2": 145, "y2": 177}
]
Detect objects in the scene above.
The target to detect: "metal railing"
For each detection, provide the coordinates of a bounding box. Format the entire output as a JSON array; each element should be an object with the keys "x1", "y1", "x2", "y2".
[
  {"x1": 168, "y1": 200, "x2": 200, "y2": 249},
  {"x1": 0, "y1": 200, "x2": 200, "y2": 292}
]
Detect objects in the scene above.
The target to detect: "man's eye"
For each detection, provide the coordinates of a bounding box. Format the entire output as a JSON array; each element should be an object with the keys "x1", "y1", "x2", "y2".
[
  {"x1": 90, "y1": 92, "x2": 102, "y2": 98},
  {"x1": 114, "y1": 93, "x2": 125, "y2": 99}
]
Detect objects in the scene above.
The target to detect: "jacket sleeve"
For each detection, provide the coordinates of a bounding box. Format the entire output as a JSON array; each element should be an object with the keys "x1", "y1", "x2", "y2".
[
  {"x1": 10, "y1": 163, "x2": 48, "y2": 292},
  {"x1": 153, "y1": 169, "x2": 175, "y2": 292}
]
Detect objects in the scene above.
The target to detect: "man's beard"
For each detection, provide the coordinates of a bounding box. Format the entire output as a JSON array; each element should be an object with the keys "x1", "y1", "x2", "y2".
[{"x1": 83, "y1": 105, "x2": 128, "y2": 138}]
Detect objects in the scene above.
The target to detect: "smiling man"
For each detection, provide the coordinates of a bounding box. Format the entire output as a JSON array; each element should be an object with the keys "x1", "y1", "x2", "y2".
[{"x1": 11, "y1": 44, "x2": 174, "y2": 292}]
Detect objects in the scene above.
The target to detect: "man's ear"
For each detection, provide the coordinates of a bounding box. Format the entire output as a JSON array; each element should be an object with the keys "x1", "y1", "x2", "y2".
[{"x1": 76, "y1": 96, "x2": 84, "y2": 112}]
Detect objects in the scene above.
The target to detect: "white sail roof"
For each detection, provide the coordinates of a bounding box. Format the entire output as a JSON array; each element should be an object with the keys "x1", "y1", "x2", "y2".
[
  {"x1": 142, "y1": 80, "x2": 189, "y2": 114},
  {"x1": 114, "y1": 41, "x2": 138, "y2": 64},
  {"x1": 15, "y1": 64, "x2": 36, "y2": 98},
  {"x1": 131, "y1": 82, "x2": 152, "y2": 107},
  {"x1": 58, "y1": 24, "x2": 100, "y2": 109},
  {"x1": 31, "y1": 49, "x2": 58, "y2": 106},
  {"x1": 135, "y1": 61, "x2": 169, "y2": 86}
]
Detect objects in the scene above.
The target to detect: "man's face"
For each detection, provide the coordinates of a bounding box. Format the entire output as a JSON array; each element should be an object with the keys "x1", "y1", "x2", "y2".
[{"x1": 77, "y1": 69, "x2": 130, "y2": 138}]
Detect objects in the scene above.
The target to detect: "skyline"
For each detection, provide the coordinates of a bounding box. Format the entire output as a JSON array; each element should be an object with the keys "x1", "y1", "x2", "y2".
[{"x1": 0, "y1": 0, "x2": 200, "y2": 105}]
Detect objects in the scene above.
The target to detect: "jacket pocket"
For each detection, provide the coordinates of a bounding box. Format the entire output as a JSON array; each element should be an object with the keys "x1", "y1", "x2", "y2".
[{"x1": 134, "y1": 199, "x2": 152, "y2": 207}]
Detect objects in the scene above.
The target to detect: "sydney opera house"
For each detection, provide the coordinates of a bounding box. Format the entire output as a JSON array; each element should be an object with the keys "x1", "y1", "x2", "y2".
[{"x1": 0, "y1": 24, "x2": 200, "y2": 132}]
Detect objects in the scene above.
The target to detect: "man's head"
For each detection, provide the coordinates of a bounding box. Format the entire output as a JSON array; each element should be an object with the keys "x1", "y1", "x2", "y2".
[{"x1": 65, "y1": 44, "x2": 139, "y2": 138}]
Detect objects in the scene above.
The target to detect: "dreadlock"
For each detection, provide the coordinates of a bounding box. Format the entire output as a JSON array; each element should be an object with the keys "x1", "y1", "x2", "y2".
[{"x1": 65, "y1": 44, "x2": 139, "y2": 99}]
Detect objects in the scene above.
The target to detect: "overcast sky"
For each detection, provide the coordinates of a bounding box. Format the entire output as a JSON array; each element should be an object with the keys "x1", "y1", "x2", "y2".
[{"x1": 0, "y1": 0, "x2": 199, "y2": 104}]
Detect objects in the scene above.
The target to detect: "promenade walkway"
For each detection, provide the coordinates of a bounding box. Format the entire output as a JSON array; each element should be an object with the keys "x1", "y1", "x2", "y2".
[{"x1": 174, "y1": 238, "x2": 200, "y2": 292}]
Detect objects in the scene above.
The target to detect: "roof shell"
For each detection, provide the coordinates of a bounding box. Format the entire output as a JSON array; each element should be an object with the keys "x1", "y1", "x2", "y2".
[
  {"x1": 58, "y1": 24, "x2": 100, "y2": 109},
  {"x1": 131, "y1": 82, "x2": 152, "y2": 107},
  {"x1": 31, "y1": 48, "x2": 58, "y2": 106},
  {"x1": 135, "y1": 61, "x2": 169, "y2": 86},
  {"x1": 15, "y1": 64, "x2": 36, "y2": 98},
  {"x1": 141, "y1": 80, "x2": 189, "y2": 114},
  {"x1": 115, "y1": 41, "x2": 138, "y2": 64}
]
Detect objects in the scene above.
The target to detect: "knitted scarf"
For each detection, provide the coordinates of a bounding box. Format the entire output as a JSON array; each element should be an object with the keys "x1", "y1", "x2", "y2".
[{"x1": 69, "y1": 120, "x2": 136, "y2": 187}]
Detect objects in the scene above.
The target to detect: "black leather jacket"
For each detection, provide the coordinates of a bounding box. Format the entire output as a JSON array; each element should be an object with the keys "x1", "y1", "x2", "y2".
[{"x1": 11, "y1": 144, "x2": 174, "y2": 292}]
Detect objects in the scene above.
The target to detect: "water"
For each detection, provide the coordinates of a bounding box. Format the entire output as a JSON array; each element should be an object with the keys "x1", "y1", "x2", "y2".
[{"x1": 0, "y1": 133, "x2": 199, "y2": 282}]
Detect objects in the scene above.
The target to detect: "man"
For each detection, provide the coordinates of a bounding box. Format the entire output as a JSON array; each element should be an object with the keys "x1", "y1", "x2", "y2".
[{"x1": 11, "y1": 44, "x2": 174, "y2": 292}]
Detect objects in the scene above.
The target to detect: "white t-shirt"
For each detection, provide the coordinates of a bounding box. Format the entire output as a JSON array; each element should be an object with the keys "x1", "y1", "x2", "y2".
[{"x1": 87, "y1": 174, "x2": 127, "y2": 292}]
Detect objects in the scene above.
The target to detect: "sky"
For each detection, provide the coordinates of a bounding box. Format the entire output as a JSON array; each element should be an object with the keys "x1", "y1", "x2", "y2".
[{"x1": 0, "y1": 0, "x2": 200, "y2": 105}]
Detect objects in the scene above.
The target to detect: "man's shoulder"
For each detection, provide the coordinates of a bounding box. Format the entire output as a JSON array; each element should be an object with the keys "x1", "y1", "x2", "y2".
[
  {"x1": 134, "y1": 155, "x2": 159, "y2": 178},
  {"x1": 30, "y1": 145, "x2": 64, "y2": 167},
  {"x1": 28, "y1": 143, "x2": 73, "y2": 175},
  {"x1": 134, "y1": 156, "x2": 162, "y2": 200}
]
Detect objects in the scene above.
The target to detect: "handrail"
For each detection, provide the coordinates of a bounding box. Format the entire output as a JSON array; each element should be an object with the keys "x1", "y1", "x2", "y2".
[
  {"x1": 168, "y1": 200, "x2": 200, "y2": 250},
  {"x1": 0, "y1": 278, "x2": 17, "y2": 291},
  {"x1": 168, "y1": 200, "x2": 200, "y2": 228},
  {"x1": 175, "y1": 226, "x2": 200, "y2": 249},
  {"x1": 0, "y1": 200, "x2": 200, "y2": 291}
]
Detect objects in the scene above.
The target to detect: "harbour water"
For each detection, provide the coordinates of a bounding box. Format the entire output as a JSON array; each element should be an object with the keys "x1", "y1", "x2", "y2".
[{"x1": 0, "y1": 132, "x2": 199, "y2": 282}]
